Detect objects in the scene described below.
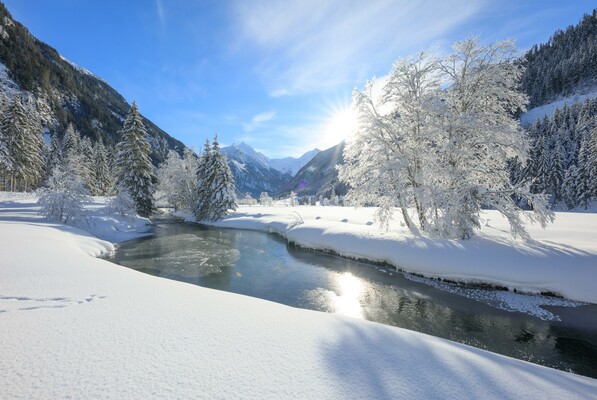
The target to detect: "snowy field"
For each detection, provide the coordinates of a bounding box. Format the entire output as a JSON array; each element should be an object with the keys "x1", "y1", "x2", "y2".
[
  {"x1": 1, "y1": 194, "x2": 596, "y2": 399},
  {"x1": 210, "y1": 205, "x2": 597, "y2": 305}
]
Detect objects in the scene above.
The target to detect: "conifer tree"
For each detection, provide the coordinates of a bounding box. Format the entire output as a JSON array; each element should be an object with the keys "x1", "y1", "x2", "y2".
[
  {"x1": 576, "y1": 136, "x2": 591, "y2": 209},
  {"x1": 589, "y1": 127, "x2": 597, "y2": 199},
  {"x1": 79, "y1": 136, "x2": 96, "y2": 194},
  {"x1": 548, "y1": 143, "x2": 564, "y2": 205},
  {"x1": 114, "y1": 101, "x2": 155, "y2": 217},
  {"x1": 1, "y1": 93, "x2": 44, "y2": 191},
  {"x1": 563, "y1": 166, "x2": 579, "y2": 209},
  {"x1": 61, "y1": 123, "x2": 81, "y2": 163},
  {"x1": 194, "y1": 136, "x2": 236, "y2": 221},
  {"x1": 530, "y1": 136, "x2": 549, "y2": 194},
  {"x1": 93, "y1": 141, "x2": 112, "y2": 196},
  {"x1": 46, "y1": 134, "x2": 63, "y2": 178}
]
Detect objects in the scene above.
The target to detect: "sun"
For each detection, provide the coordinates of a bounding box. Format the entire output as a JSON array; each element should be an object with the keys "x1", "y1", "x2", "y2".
[{"x1": 322, "y1": 106, "x2": 357, "y2": 148}]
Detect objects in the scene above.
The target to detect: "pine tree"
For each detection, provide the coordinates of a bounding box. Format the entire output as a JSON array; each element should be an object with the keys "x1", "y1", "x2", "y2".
[
  {"x1": 80, "y1": 136, "x2": 96, "y2": 194},
  {"x1": 93, "y1": 141, "x2": 112, "y2": 196},
  {"x1": 576, "y1": 135, "x2": 591, "y2": 209},
  {"x1": 0, "y1": 100, "x2": 12, "y2": 186},
  {"x1": 563, "y1": 166, "x2": 579, "y2": 209},
  {"x1": 548, "y1": 143, "x2": 564, "y2": 205},
  {"x1": 61, "y1": 123, "x2": 81, "y2": 164},
  {"x1": 46, "y1": 134, "x2": 63, "y2": 178},
  {"x1": 1, "y1": 93, "x2": 44, "y2": 191},
  {"x1": 530, "y1": 136, "x2": 549, "y2": 194},
  {"x1": 114, "y1": 101, "x2": 155, "y2": 217},
  {"x1": 194, "y1": 136, "x2": 236, "y2": 221},
  {"x1": 589, "y1": 127, "x2": 597, "y2": 199}
]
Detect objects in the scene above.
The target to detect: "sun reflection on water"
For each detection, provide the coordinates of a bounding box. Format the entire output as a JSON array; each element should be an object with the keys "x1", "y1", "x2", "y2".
[{"x1": 334, "y1": 272, "x2": 364, "y2": 319}]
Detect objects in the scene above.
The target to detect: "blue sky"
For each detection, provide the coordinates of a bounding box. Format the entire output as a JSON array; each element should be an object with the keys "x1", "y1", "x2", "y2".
[{"x1": 3, "y1": 0, "x2": 595, "y2": 158}]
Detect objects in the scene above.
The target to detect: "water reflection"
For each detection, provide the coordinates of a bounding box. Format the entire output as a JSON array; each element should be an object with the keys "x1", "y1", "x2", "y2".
[{"x1": 109, "y1": 222, "x2": 597, "y2": 378}]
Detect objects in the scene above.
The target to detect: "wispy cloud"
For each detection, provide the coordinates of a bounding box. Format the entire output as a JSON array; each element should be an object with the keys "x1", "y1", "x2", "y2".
[
  {"x1": 232, "y1": 0, "x2": 487, "y2": 97},
  {"x1": 242, "y1": 110, "x2": 276, "y2": 132},
  {"x1": 155, "y1": 0, "x2": 165, "y2": 27}
]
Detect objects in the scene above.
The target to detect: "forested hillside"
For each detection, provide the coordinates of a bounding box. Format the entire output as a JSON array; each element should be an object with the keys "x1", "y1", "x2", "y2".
[
  {"x1": 521, "y1": 10, "x2": 597, "y2": 108},
  {"x1": 0, "y1": 2, "x2": 184, "y2": 164}
]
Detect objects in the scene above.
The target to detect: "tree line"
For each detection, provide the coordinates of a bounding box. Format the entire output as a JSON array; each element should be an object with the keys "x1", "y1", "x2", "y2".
[{"x1": 0, "y1": 92, "x2": 236, "y2": 222}]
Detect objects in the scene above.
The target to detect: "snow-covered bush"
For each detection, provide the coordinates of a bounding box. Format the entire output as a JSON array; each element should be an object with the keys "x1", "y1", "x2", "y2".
[
  {"x1": 106, "y1": 186, "x2": 137, "y2": 217},
  {"x1": 37, "y1": 165, "x2": 89, "y2": 224},
  {"x1": 259, "y1": 192, "x2": 274, "y2": 206}
]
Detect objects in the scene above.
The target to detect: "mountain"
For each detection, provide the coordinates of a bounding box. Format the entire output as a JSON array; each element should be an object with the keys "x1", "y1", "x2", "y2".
[
  {"x1": 0, "y1": 3, "x2": 184, "y2": 164},
  {"x1": 269, "y1": 148, "x2": 320, "y2": 176},
  {"x1": 221, "y1": 143, "x2": 292, "y2": 197},
  {"x1": 281, "y1": 141, "x2": 347, "y2": 198},
  {"x1": 221, "y1": 142, "x2": 320, "y2": 197}
]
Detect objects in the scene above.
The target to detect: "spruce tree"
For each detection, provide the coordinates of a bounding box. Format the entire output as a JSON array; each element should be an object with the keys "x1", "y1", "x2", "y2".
[
  {"x1": 61, "y1": 123, "x2": 80, "y2": 161},
  {"x1": 194, "y1": 136, "x2": 236, "y2": 221},
  {"x1": 589, "y1": 127, "x2": 597, "y2": 199},
  {"x1": 1, "y1": 93, "x2": 44, "y2": 191},
  {"x1": 548, "y1": 143, "x2": 564, "y2": 205},
  {"x1": 563, "y1": 166, "x2": 578, "y2": 209},
  {"x1": 576, "y1": 136, "x2": 591, "y2": 209},
  {"x1": 114, "y1": 101, "x2": 155, "y2": 217},
  {"x1": 80, "y1": 136, "x2": 96, "y2": 194},
  {"x1": 194, "y1": 139, "x2": 212, "y2": 220},
  {"x1": 94, "y1": 141, "x2": 112, "y2": 196}
]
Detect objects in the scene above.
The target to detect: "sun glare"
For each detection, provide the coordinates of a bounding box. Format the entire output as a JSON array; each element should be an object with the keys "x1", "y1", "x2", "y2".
[
  {"x1": 333, "y1": 272, "x2": 364, "y2": 319},
  {"x1": 322, "y1": 106, "x2": 357, "y2": 148}
]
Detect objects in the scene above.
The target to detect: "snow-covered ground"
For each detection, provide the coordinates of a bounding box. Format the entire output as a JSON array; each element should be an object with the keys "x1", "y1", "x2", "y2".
[
  {"x1": 1, "y1": 194, "x2": 596, "y2": 399},
  {"x1": 209, "y1": 205, "x2": 597, "y2": 305}
]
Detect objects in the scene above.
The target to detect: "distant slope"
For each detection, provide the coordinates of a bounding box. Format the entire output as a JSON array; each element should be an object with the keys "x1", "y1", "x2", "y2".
[
  {"x1": 520, "y1": 88, "x2": 597, "y2": 126},
  {"x1": 281, "y1": 141, "x2": 347, "y2": 197},
  {"x1": 269, "y1": 148, "x2": 320, "y2": 176},
  {"x1": 0, "y1": 3, "x2": 184, "y2": 164},
  {"x1": 221, "y1": 143, "x2": 291, "y2": 197}
]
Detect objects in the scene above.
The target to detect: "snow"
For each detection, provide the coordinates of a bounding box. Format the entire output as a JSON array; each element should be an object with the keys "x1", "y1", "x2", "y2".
[
  {"x1": 232, "y1": 159, "x2": 246, "y2": 172},
  {"x1": 520, "y1": 88, "x2": 597, "y2": 126},
  {"x1": 1, "y1": 195, "x2": 596, "y2": 398},
  {"x1": 211, "y1": 206, "x2": 597, "y2": 305}
]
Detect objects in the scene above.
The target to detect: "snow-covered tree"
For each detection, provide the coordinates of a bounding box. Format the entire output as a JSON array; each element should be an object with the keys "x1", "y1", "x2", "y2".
[
  {"x1": 61, "y1": 123, "x2": 81, "y2": 164},
  {"x1": 340, "y1": 38, "x2": 553, "y2": 239},
  {"x1": 563, "y1": 166, "x2": 579, "y2": 209},
  {"x1": 107, "y1": 184, "x2": 137, "y2": 217},
  {"x1": 37, "y1": 164, "x2": 89, "y2": 224},
  {"x1": 548, "y1": 143, "x2": 564, "y2": 205},
  {"x1": 259, "y1": 192, "x2": 273, "y2": 206},
  {"x1": 576, "y1": 136, "x2": 592, "y2": 209},
  {"x1": 93, "y1": 141, "x2": 113, "y2": 196},
  {"x1": 241, "y1": 192, "x2": 257, "y2": 206},
  {"x1": 194, "y1": 136, "x2": 236, "y2": 221},
  {"x1": 1, "y1": 93, "x2": 44, "y2": 191},
  {"x1": 529, "y1": 136, "x2": 549, "y2": 194},
  {"x1": 80, "y1": 136, "x2": 97, "y2": 194},
  {"x1": 114, "y1": 101, "x2": 155, "y2": 217},
  {"x1": 46, "y1": 134, "x2": 63, "y2": 178},
  {"x1": 157, "y1": 148, "x2": 199, "y2": 212}
]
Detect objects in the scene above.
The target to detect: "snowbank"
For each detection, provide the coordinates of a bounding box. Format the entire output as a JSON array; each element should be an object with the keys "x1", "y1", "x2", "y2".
[
  {"x1": 210, "y1": 206, "x2": 597, "y2": 304},
  {"x1": 1, "y1": 196, "x2": 596, "y2": 399}
]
